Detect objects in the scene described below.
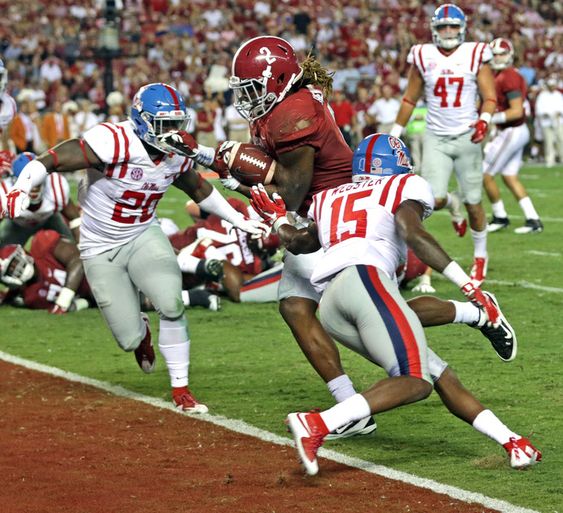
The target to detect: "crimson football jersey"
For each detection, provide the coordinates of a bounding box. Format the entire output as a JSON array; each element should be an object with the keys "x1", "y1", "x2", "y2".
[
  {"x1": 23, "y1": 230, "x2": 91, "y2": 309},
  {"x1": 250, "y1": 86, "x2": 352, "y2": 216},
  {"x1": 494, "y1": 67, "x2": 527, "y2": 128},
  {"x1": 169, "y1": 198, "x2": 262, "y2": 276}
]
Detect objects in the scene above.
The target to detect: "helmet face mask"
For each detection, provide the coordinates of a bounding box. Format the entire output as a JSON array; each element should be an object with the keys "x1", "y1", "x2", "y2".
[
  {"x1": 0, "y1": 245, "x2": 35, "y2": 288},
  {"x1": 230, "y1": 36, "x2": 303, "y2": 122},
  {"x1": 490, "y1": 38, "x2": 514, "y2": 70},
  {"x1": 431, "y1": 4, "x2": 466, "y2": 50},
  {"x1": 352, "y1": 134, "x2": 413, "y2": 182},
  {"x1": 129, "y1": 83, "x2": 190, "y2": 153}
]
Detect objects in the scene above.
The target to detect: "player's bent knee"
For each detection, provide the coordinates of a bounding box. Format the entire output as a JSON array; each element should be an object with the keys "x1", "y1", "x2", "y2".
[{"x1": 154, "y1": 296, "x2": 184, "y2": 321}]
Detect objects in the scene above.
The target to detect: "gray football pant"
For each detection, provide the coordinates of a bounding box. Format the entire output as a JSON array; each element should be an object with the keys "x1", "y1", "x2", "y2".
[{"x1": 83, "y1": 224, "x2": 185, "y2": 352}]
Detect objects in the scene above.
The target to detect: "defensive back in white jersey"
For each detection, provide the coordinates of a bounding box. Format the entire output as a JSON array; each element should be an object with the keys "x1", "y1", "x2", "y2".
[
  {"x1": 408, "y1": 42, "x2": 492, "y2": 136},
  {"x1": 307, "y1": 174, "x2": 434, "y2": 290},
  {"x1": 80, "y1": 120, "x2": 194, "y2": 258},
  {"x1": 11, "y1": 172, "x2": 70, "y2": 228}
]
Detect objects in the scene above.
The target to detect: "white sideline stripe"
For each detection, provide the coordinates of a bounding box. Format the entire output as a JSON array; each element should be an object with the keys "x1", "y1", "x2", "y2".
[
  {"x1": 0, "y1": 350, "x2": 540, "y2": 513},
  {"x1": 526, "y1": 250, "x2": 561, "y2": 257}
]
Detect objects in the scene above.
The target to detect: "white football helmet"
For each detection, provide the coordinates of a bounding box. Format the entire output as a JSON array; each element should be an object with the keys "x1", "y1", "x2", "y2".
[
  {"x1": 0, "y1": 244, "x2": 35, "y2": 287},
  {"x1": 490, "y1": 38, "x2": 514, "y2": 71}
]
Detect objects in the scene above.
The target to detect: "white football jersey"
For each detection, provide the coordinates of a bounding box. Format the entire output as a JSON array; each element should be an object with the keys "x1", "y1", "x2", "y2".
[
  {"x1": 408, "y1": 42, "x2": 492, "y2": 135},
  {"x1": 307, "y1": 174, "x2": 434, "y2": 290},
  {"x1": 80, "y1": 120, "x2": 194, "y2": 258},
  {"x1": 0, "y1": 92, "x2": 17, "y2": 130},
  {"x1": 12, "y1": 172, "x2": 71, "y2": 228}
]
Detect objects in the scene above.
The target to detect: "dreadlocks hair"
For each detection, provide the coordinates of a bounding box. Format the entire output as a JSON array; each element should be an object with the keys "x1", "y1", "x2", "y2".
[{"x1": 296, "y1": 53, "x2": 334, "y2": 99}]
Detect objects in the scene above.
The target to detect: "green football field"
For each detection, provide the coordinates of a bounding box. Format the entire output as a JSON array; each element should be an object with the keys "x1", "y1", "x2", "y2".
[{"x1": 1, "y1": 164, "x2": 561, "y2": 512}]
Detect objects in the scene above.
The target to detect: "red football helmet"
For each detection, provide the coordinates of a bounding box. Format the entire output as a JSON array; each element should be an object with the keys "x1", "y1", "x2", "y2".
[
  {"x1": 230, "y1": 36, "x2": 303, "y2": 122},
  {"x1": 0, "y1": 244, "x2": 35, "y2": 287},
  {"x1": 490, "y1": 38, "x2": 514, "y2": 70}
]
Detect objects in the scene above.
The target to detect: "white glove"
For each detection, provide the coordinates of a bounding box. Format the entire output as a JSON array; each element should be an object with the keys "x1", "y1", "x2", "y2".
[
  {"x1": 232, "y1": 216, "x2": 270, "y2": 239},
  {"x1": 220, "y1": 175, "x2": 241, "y2": 191},
  {"x1": 4, "y1": 188, "x2": 30, "y2": 218},
  {"x1": 412, "y1": 275, "x2": 435, "y2": 294},
  {"x1": 390, "y1": 123, "x2": 404, "y2": 138}
]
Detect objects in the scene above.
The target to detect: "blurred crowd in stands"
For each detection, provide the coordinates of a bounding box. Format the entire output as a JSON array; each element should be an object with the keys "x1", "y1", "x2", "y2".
[{"x1": 0, "y1": 0, "x2": 562, "y2": 163}]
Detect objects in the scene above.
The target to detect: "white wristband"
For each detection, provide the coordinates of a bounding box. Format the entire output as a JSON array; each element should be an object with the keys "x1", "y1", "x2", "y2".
[
  {"x1": 197, "y1": 187, "x2": 242, "y2": 226},
  {"x1": 491, "y1": 111, "x2": 507, "y2": 124},
  {"x1": 273, "y1": 216, "x2": 289, "y2": 232},
  {"x1": 56, "y1": 287, "x2": 76, "y2": 310},
  {"x1": 69, "y1": 217, "x2": 82, "y2": 229},
  {"x1": 390, "y1": 123, "x2": 404, "y2": 138},
  {"x1": 442, "y1": 261, "x2": 472, "y2": 288},
  {"x1": 194, "y1": 145, "x2": 215, "y2": 167},
  {"x1": 14, "y1": 159, "x2": 48, "y2": 193},
  {"x1": 479, "y1": 112, "x2": 492, "y2": 124}
]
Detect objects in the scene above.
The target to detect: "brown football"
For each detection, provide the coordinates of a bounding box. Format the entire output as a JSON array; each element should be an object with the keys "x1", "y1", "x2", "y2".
[{"x1": 227, "y1": 143, "x2": 276, "y2": 186}]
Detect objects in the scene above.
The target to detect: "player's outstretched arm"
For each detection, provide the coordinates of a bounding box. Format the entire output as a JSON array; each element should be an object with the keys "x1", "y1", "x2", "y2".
[
  {"x1": 477, "y1": 64, "x2": 497, "y2": 118},
  {"x1": 391, "y1": 66, "x2": 424, "y2": 138},
  {"x1": 50, "y1": 237, "x2": 87, "y2": 314}
]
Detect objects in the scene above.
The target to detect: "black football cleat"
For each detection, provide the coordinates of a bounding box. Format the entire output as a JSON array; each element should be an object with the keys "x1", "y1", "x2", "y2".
[
  {"x1": 487, "y1": 216, "x2": 510, "y2": 233},
  {"x1": 514, "y1": 218, "x2": 543, "y2": 234}
]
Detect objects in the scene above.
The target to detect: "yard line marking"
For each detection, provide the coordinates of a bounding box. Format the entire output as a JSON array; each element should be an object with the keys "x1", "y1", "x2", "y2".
[
  {"x1": 0, "y1": 350, "x2": 540, "y2": 513},
  {"x1": 526, "y1": 250, "x2": 561, "y2": 257},
  {"x1": 486, "y1": 279, "x2": 563, "y2": 293}
]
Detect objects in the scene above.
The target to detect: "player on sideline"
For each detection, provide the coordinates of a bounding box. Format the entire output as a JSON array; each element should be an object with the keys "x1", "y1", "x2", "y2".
[
  {"x1": 250, "y1": 134, "x2": 542, "y2": 475},
  {"x1": 2, "y1": 83, "x2": 267, "y2": 414},
  {"x1": 483, "y1": 38, "x2": 543, "y2": 234},
  {"x1": 391, "y1": 4, "x2": 497, "y2": 288}
]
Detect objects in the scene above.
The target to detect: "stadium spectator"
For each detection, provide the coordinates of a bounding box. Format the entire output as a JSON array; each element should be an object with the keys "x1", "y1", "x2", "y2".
[
  {"x1": 535, "y1": 76, "x2": 563, "y2": 167},
  {"x1": 367, "y1": 83, "x2": 401, "y2": 135},
  {"x1": 10, "y1": 92, "x2": 44, "y2": 153},
  {"x1": 330, "y1": 89, "x2": 357, "y2": 147},
  {"x1": 0, "y1": 59, "x2": 16, "y2": 152},
  {"x1": 224, "y1": 102, "x2": 250, "y2": 142},
  {"x1": 41, "y1": 99, "x2": 72, "y2": 148}
]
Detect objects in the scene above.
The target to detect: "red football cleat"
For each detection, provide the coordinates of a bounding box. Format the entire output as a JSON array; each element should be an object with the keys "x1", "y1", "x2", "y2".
[
  {"x1": 503, "y1": 437, "x2": 542, "y2": 469},
  {"x1": 172, "y1": 386, "x2": 208, "y2": 414},
  {"x1": 286, "y1": 411, "x2": 329, "y2": 476},
  {"x1": 452, "y1": 218, "x2": 467, "y2": 237},
  {"x1": 134, "y1": 313, "x2": 156, "y2": 373}
]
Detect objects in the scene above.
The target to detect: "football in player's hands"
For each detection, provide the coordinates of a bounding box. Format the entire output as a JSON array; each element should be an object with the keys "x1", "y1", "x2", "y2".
[{"x1": 220, "y1": 143, "x2": 276, "y2": 186}]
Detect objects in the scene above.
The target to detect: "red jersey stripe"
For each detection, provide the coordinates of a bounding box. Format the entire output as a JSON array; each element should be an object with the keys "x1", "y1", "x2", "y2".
[
  {"x1": 417, "y1": 46, "x2": 426, "y2": 73},
  {"x1": 378, "y1": 175, "x2": 399, "y2": 208},
  {"x1": 101, "y1": 123, "x2": 120, "y2": 177},
  {"x1": 470, "y1": 43, "x2": 479, "y2": 73},
  {"x1": 477, "y1": 43, "x2": 486, "y2": 70},
  {"x1": 391, "y1": 174, "x2": 415, "y2": 213},
  {"x1": 49, "y1": 174, "x2": 59, "y2": 211},
  {"x1": 116, "y1": 124, "x2": 130, "y2": 179},
  {"x1": 57, "y1": 173, "x2": 67, "y2": 206},
  {"x1": 367, "y1": 266, "x2": 423, "y2": 378}
]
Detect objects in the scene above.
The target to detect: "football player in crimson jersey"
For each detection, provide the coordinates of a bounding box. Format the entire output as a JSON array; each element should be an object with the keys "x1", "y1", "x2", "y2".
[
  {"x1": 390, "y1": 4, "x2": 497, "y2": 290},
  {"x1": 159, "y1": 36, "x2": 361, "y2": 432},
  {"x1": 483, "y1": 38, "x2": 543, "y2": 234},
  {"x1": 2, "y1": 83, "x2": 267, "y2": 414},
  {"x1": 0, "y1": 230, "x2": 91, "y2": 313},
  {"x1": 170, "y1": 197, "x2": 282, "y2": 303},
  {"x1": 251, "y1": 134, "x2": 541, "y2": 474}
]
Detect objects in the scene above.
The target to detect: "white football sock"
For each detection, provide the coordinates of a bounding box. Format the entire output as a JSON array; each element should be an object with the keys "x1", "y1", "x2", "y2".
[
  {"x1": 158, "y1": 317, "x2": 190, "y2": 388},
  {"x1": 320, "y1": 393, "x2": 371, "y2": 432},
  {"x1": 327, "y1": 374, "x2": 357, "y2": 403},
  {"x1": 472, "y1": 409, "x2": 520, "y2": 446},
  {"x1": 470, "y1": 229, "x2": 488, "y2": 258},
  {"x1": 518, "y1": 196, "x2": 540, "y2": 220},
  {"x1": 491, "y1": 200, "x2": 508, "y2": 219},
  {"x1": 449, "y1": 300, "x2": 481, "y2": 325}
]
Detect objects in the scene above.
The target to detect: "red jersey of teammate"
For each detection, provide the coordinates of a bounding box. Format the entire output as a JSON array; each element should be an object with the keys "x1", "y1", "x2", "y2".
[
  {"x1": 250, "y1": 87, "x2": 353, "y2": 216},
  {"x1": 494, "y1": 67, "x2": 527, "y2": 129},
  {"x1": 23, "y1": 230, "x2": 91, "y2": 309},
  {"x1": 169, "y1": 198, "x2": 262, "y2": 276}
]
